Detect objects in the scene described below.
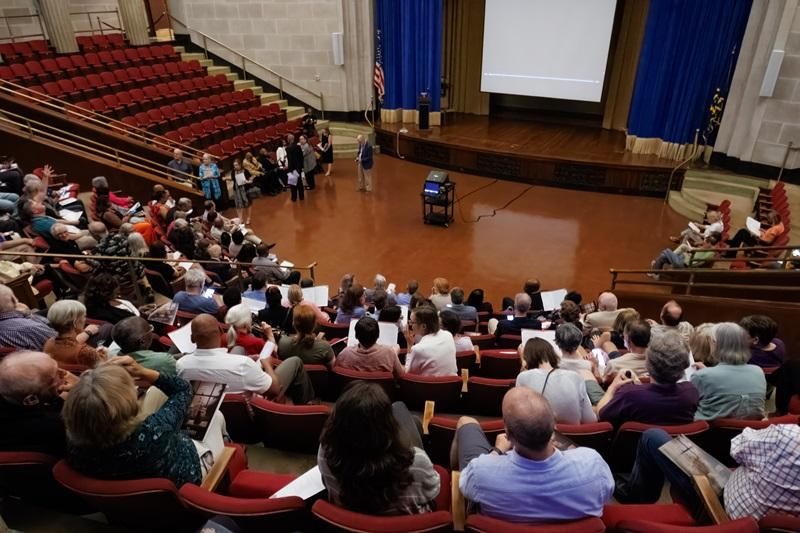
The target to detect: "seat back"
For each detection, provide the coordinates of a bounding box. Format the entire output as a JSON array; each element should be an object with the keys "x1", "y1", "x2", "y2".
[
  {"x1": 479, "y1": 350, "x2": 521, "y2": 378},
  {"x1": 218, "y1": 393, "x2": 260, "y2": 444},
  {"x1": 466, "y1": 514, "x2": 606, "y2": 532},
  {"x1": 615, "y1": 517, "x2": 758, "y2": 532},
  {"x1": 426, "y1": 416, "x2": 503, "y2": 468},
  {"x1": 466, "y1": 377, "x2": 514, "y2": 416},
  {"x1": 305, "y1": 363, "x2": 331, "y2": 400},
  {"x1": 319, "y1": 320, "x2": 350, "y2": 341},
  {"x1": 332, "y1": 367, "x2": 395, "y2": 400},
  {"x1": 311, "y1": 500, "x2": 453, "y2": 533},
  {"x1": 251, "y1": 396, "x2": 330, "y2": 453},
  {"x1": 611, "y1": 421, "x2": 710, "y2": 473},
  {"x1": 398, "y1": 374, "x2": 463, "y2": 412},
  {"x1": 179, "y1": 482, "x2": 307, "y2": 532},
  {"x1": 52, "y1": 460, "x2": 196, "y2": 530},
  {"x1": 555, "y1": 422, "x2": 614, "y2": 459},
  {"x1": 0, "y1": 451, "x2": 86, "y2": 511}
]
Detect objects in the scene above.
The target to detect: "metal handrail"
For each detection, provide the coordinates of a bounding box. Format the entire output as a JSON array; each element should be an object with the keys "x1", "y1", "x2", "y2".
[
  {"x1": 0, "y1": 109, "x2": 198, "y2": 190},
  {"x1": 664, "y1": 128, "x2": 700, "y2": 204},
  {"x1": 70, "y1": 9, "x2": 122, "y2": 36},
  {"x1": 0, "y1": 79, "x2": 201, "y2": 159},
  {"x1": 167, "y1": 12, "x2": 325, "y2": 118},
  {"x1": 0, "y1": 11, "x2": 46, "y2": 43}
]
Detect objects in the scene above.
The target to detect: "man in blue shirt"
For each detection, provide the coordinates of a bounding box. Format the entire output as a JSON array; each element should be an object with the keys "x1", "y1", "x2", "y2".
[
  {"x1": 172, "y1": 268, "x2": 220, "y2": 316},
  {"x1": 445, "y1": 287, "x2": 478, "y2": 323},
  {"x1": 455, "y1": 387, "x2": 614, "y2": 523}
]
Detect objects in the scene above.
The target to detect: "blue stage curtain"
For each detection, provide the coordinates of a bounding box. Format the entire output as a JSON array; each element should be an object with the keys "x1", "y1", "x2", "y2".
[
  {"x1": 376, "y1": 0, "x2": 442, "y2": 111},
  {"x1": 627, "y1": 0, "x2": 752, "y2": 149}
]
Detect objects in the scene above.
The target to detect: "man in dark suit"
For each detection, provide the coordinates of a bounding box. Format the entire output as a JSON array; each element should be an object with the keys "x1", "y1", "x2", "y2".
[
  {"x1": 356, "y1": 134, "x2": 374, "y2": 192},
  {"x1": 286, "y1": 134, "x2": 305, "y2": 202},
  {"x1": 495, "y1": 293, "x2": 542, "y2": 340}
]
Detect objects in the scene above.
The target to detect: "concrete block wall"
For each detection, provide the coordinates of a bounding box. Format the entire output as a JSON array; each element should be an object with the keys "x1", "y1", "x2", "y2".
[
  {"x1": 170, "y1": 0, "x2": 372, "y2": 112},
  {"x1": 753, "y1": 5, "x2": 800, "y2": 169}
]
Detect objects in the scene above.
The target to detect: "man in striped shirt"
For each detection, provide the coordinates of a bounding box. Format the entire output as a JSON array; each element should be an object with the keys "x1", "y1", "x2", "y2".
[{"x1": 0, "y1": 285, "x2": 56, "y2": 351}]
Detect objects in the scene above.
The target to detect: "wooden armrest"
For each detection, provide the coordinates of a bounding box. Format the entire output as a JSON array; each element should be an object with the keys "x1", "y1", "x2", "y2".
[
  {"x1": 461, "y1": 369, "x2": 469, "y2": 393},
  {"x1": 451, "y1": 470, "x2": 466, "y2": 531},
  {"x1": 201, "y1": 446, "x2": 235, "y2": 491},
  {"x1": 692, "y1": 474, "x2": 729, "y2": 525},
  {"x1": 422, "y1": 400, "x2": 435, "y2": 435}
]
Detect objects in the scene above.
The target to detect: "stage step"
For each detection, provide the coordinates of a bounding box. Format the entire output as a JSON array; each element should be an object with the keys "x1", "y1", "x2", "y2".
[
  {"x1": 173, "y1": 45, "x2": 185, "y2": 54},
  {"x1": 684, "y1": 169, "x2": 771, "y2": 189},
  {"x1": 668, "y1": 191, "x2": 706, "y2": 221},
  {"x1": 285, "y1": 105, "x2": 305, "y2": 120},
  {"x1": 260, "y1": 92, "x2": 282, "y2": 104},
  {"x1": 681, "y1": 176, "x2": 759, "y2": 202}
]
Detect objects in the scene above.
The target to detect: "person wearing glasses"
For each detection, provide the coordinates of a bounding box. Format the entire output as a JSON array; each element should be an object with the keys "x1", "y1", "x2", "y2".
[{"x1": 112, "y1": 316, "x2": 177, "y2": 376}]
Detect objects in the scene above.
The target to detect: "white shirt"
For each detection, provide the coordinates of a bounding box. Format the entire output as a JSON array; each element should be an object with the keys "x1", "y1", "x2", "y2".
[
  {"x1": 704, "y1": 221, "x2": 724, "y2": 237},
  {"x1": 406, "y1": 330, "x2": 458, "y2": 376},
  {"x1": 176, "y1": 347, "x2": 271, "y2": 394}
]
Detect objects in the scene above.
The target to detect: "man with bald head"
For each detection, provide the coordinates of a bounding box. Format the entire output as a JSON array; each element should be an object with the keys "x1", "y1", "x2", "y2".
[
  {"x1": 0, "y1": 351, "x2": 77, "y2": 456},
  {"x1": 494, "y1": 293, "x2": 542, "y2": 340},
  {"x1": 453, "y1": 387, "x2": 613, "y2": 523},
  {"x1": 176, "y1": 314, "x2": 314, "y2": 403},
  {"x1": 0, "y1": 284, "x2": 56, "y2": 350},
  {"x1": 650, "y1": 300, "x2": 694, "y2": 342},
  {"x1": 585, "y1": 291, "x2": 633, "y2": 330}
]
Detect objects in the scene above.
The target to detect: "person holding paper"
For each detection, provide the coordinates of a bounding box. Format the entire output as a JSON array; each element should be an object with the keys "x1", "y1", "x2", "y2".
[
  {"x1": 725, "y1": 211, "x2": 784, "y2": 257},
  {"x1": 197, "y1": 153, "x2": 222, "y2": 202},
  {"x1": 252, "y1": 243, "x2": 301, "y2": 285},
  {"x1": 670, "y1": 209, "x2": 723, "y2": 245},
  {"x1": 405, "y1": 306, "x2": 457, "y2": 377},
  {"x1": 318, "y1": 382, "x2": 440, "y2": 514},
  {"x1": 278, "y1": 305, "x2": 334, "y2": 368},
  {"x1": 336, "y1": 317, "x2": 404, "y2": 379},
  {"x1": 63, "y1": 357, "x2": 224, "y2": 487},
  {"x1": 178, "y1": 314, "x2": 314, "y2": 403},
  {"x1": 228, "y1": 159, "x2": 253, "y2": 225}
]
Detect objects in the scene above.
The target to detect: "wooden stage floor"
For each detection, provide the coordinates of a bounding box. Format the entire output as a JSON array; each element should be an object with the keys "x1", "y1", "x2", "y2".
[
  {"x1": 375, "y1": 115, "x2": 680, "y2": 196},
  {"x1": 233, "y1": 155, "x2": 686, "y2": 307}
]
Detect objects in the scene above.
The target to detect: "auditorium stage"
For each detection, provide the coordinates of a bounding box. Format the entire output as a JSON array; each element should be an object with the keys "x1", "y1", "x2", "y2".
[{"x1": 375, "y1": 114, "x2": 681, "y2": 197}]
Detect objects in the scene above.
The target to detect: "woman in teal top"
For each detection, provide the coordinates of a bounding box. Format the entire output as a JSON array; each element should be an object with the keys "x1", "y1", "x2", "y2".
[
  {"x1": 691, "y1": 322, "x2": 766, "y2": 421},
  {"x1": 62, "y1": 358, "x2": 201, "y2": 487}
]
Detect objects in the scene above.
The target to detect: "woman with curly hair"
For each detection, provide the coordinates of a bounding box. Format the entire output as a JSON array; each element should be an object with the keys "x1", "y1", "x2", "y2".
[
  {"x1": 82, "y1": 272, "x2": 139, "y2": 324},
  {"x1": 318, "y1": 382, "x2": 440, "y2": 515}
]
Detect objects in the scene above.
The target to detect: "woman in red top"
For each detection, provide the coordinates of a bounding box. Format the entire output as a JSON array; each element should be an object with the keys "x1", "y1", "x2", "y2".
[{"x1": 224, "y1": 304, "x2": 276, "y2": 359}]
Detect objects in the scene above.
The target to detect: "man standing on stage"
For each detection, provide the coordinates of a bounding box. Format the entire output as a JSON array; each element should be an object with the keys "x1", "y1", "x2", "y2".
[{"x1": 355, "y1": 135, "x2": 374, "y2": 193}]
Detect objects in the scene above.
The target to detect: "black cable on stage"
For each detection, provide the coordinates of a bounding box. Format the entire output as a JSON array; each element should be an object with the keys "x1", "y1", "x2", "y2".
[{"x1": 454, "y1": 179, "x2": 534, "y2": 224}]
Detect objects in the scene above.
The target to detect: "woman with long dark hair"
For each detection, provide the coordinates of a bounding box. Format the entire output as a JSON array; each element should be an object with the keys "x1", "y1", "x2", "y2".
[{"x1": 318, "y1": 382, "x2": 440, "y2": 515}]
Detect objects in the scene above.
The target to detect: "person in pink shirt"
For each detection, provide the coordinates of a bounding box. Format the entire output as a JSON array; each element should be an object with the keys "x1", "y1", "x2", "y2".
[{"x1": 335, "y1": 317, "x2": 404, "y2": 379}]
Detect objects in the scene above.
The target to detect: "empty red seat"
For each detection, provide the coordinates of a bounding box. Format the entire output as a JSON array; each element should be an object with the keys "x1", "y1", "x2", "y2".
[
  {"x1": 120, "y1": 115, "x2": 140, "y2": 131},
  {"x1": 219, "y1": 91, "x2": 235, "y2": 110},
  {"x1": 112, "y1": 69, "x2": 134, "y2": 90},
  {"x1": 56, "y1": 78, "x2": 82, "y2": 101},
  {"x1": 41, "y1": 81, "x2": 63, "y2": 99},
  {"x1": 97, "y1": 50, "x2": 115, "y2": 67},
  {"x1": 152, "y1": 63, "x2": 168, "y2": 81},
  {"x1": 89, "y1": 97, "x2": 111, "y2": 115},
  {"x1": 124, "y1": 48, "x2": 142, "y2": 66},
  {"x1": 466, "y1": 377, "x2": 514, "y2": 416},
  {"x1": 0, "y1": 43, "x2": 16, "y2": 62},
  {"x1": 243, "y1": 131, "x2": 260, "y2": 152},
  {"x1": 164, "y1": 130, "x2": 182, "y2": 145},
  {"x1": 159, "y1": 44, "x2": 178, "y2": 61},
  {"x1": 466, "y1": 514, "x2": 606, "y2": 532},
  {"x1": 220, "y1": 138, "x2": 240, "y2": 159},
  {"x1": 159, "y1": 105, "x2": 179, "y2": 127},
  {"x1": 139, "y1": 64, "x2": 156, "y2": 80},
  {"x1": 168, "y1": 80, "x2": 187, "y2": 98},
  {"x1": 186, "y1": 59, "x2": 203, "y2": 73},
  {"x1": 206, "y1": 143, "x2": 225, "y2": 161},
  {"x1": 155, "y1": 82, "x2": 174, "y2": 102},
  {"x1": 399, "y1": 374, "x2": 463, "y2": 412},
  {"x1": 201, "y1": 118, "x2": 218, "y2": 136},
  {"x1": 128, "y1": 87, "x2": 148, "y2": 108},
  {"x1": 615, "y1": 517, "x2": 758, "y2": 532},
  {"x1": 208, "y1": 94, "x2": 224, "y2": 111},
  {"x1": 102, "y1": 94, "x2": 126, "y2": 115},
  {"x1": 147, "y1": 108, "x2": 168, "y2": 131},
  {"x1": 191, "y1": 76, "x2": 211, "y2": 97},
  {"x1": 312, "y1": 495, "x2": 452, "y2": 533},
  {"x1": 114, "y1": 91, "x2": 137, "y2": 113},
  {"x1": 110, "y1": 49, "x2": 128, "y2": 67},
  {"x1": 107, "y1": 33, "x2": 125, "y2": 48},
  {"x1": 137, "y1": 46, "x2": 154, "y2": 63},
  {"x1": 164, "y1": 61, "x2": 181, "y2": 78},
  {"x1": 214, "y1": 115, "x2": 232, "y2": 136},
  {"x1": 68, "y1": 54, "x2": 92, "y2": 75},
  {"x1": 478, "y1": 350, "x2": 521, "y2": 379},
  {"x1": 134, "y1": 111, "x2": 152, "y2": 129},
  {"x1": 225, "y1": 111, "x2": 243, "y2": 129},
  {"x1": 99, "y1": 70, "x2": 120, "y2": 91},
  {"x1": 9, "y1": 63, "x2": 33, "y2": 83},
  {"x1": 190, "y1": 122, "x2": 207, "y2": 142},
  {"x1": 11, "y1": 41, "x2": 35, "y2": 60},
  {"x1": 23, "y1": 60, "x2": 49, "y2": 83},
  {"x1": 232, "y1": 134, "x2": 255, "y2": 155},
  {"x1": 556, "y1": 422, "x2": 614, "y2": 458},
  {"x1": 332, "y1": 367, "x2": 396, "y2": 400},
  {"x1": 184, "y1": 98, "x2": 201, "y2": 118},
  {"x1": 76, "y1": 36, "x2": 95, "y2": 51},
  {"x1": 54, "y1": 56, "x2": 77, "y2": 76},
  {"x1": 85, "y1": 73, "x2": 105, "y2": 95},
  {"x1": 251, "y1": 397, "x2": 330, "y2": 453},
  {"x1": 179, "y1": 78, "x2": 196, "y2": 95},
  {"x1": 241, "y1": 88, "x2": 256, "y2": 104},
  {"x1": 92, "y1": 34, "x2": 110, "y2": 50},
  {"x1": 178, "y1": 125, "x2": 197, "y2": 144},
  {"x1": 213, "y1": 73, "x2": 230, "y2": 90},
  {"x1": 142, "y1": 85, "x2": 163, "y2": 106},
  {"x1": 148, "y1": 44, "x2": 166, "y2": 61},
  {"x1": 83, "y1": 52, "x2": 102, "y2": 70}
]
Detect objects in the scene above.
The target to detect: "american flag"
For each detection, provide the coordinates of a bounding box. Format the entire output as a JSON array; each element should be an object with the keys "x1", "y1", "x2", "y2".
[{"x1": 373, "y1": 29, "x2": 385, "y2": 103}]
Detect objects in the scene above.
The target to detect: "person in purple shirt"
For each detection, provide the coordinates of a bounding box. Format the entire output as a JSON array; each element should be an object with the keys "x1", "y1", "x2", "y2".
[
  {"x1": 454, "y1": 387, "x2": 613, "y2": 523},
  {"x1": 739, "y1": 315, "x2": 785, "y2": 368},
  {"x1": 597, "y1": 331, "x2": 698, "y2": 426}
]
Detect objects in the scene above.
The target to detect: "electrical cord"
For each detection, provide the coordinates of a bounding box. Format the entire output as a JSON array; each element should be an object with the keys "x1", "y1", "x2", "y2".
[{"x1": 454, "y1": 179, "x2": 534, "y2": 223}]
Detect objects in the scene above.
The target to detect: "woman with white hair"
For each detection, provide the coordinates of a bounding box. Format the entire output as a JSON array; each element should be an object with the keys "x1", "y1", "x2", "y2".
[
  {"x1": 43, "y1": 299, "x2": 108, "y2": 368},
  {"x1": 197, "y1": 153, "x2": 221, "y2": 201},
  {"x1": 49, "y1": 223, "x2": 93, "y2": 272},
  {"x1": 690, "y1": 322, "x2": 766, "y2": 421},
  {"x1": 225, "y1": 304, "x2": 276, "y2": 359}
]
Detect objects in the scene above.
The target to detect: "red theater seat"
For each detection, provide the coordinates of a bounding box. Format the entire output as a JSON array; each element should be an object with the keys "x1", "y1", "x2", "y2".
[
  {"x1": 465, "y1": 514, "x2": 606, "y2": 532},
  {"x1": 399, "y1": 374, "x2": 463, "y2": 412},
  {"x1": 555, "y1": 422, "x2": 614, "y2": 458},
  {"x1": 465, "y1": 377, "x2": 514, "y2": 416},
  {"x1": 426, "y1": 416, "x2": 503, "y2": 468},
  {"x1": 332, "y1": 367, "x2": 395, "y2": 400},
  {"x1": 615, "y1": 518, "x2": 757, "y2": 532},
  {"x1": 251, "y1": 396, "x2": 330, "y2": 453},
  {"x1": 478, "y1": 350, "x2": 521, "y2": 378},
  {"x1": 610, "y1": 421, "x2": 710, "y2": 473}
]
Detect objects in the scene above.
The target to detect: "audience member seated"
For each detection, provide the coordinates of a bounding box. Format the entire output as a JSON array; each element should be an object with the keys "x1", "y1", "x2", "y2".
[
  {"x1": 649, "y1": 232, "x2": 721, "y2": 276},
  {"x1": 523, "y1": 278, "x2": 545, "y2": 311},
  {"x1": 89, "y1": 225, "x2": 146, "y2": 284},
  {"x1": 147, "y1": 188, "x2": 171, "y2": 234},
  {"x1": 554, "y1": 323, "x2": 603, "y2": 404},
  {"x1": 429, "y1": 277, "x2": 452, "y2": 311},
  {"x1": 205, "y1": 244, "x2": 234, "y2": 283},
  {"x1": 278, "y1": 304, "x2": 334, "y2": 368},
  {"x1": 620, "y1": 424, "x2": 800, "y2": 519},
  {"x1": 0, "y1": 284, "x2": 56, "y2": 350},
  {"x1": 252, "y1": 243, "x2": 300, "y2": 284},
  {"x1": 43, "y1": 300, "x2": 108, "y2": 368},
  {"x1": 94, "y1": 194, "x2": 132, "y2": 230},
  {"x1": 602, "y1": 320, "x2": 651, "y2": 379},
  {"x1": 228, "y1": 229, "x2": 245, "y2": 258},
  {"x1": 222, "y1": 287, "x2": 242, "y2": 310},
  {"x1": 395, "y1": 279, "x2": 418, "y2": 306},
  {"x1": 64, "y1": 357, "x2": 223, "y2": 487},
  {"x1": 81, "y1": 272, "x2": 139, "y2": 324},
  {"x1": 224, "y1": 304, "x2": 274, "y2": 358},
  {"x1": 23, "y1": 198, "x2": 93, "y2": 250},
  {"x1": 671, "y1": 209, "x2": 723, "y2": 245},
  {"x1": 365, "y1": 273, "x2": 388, "y2": 305},
  {"x1": 691, "y1": 322, "x2": 766, "y2": 421},
  {"x1": 466, "y1": 287, "x2": 493, "y2": 314},
  {"x1": 87, "y1": 221, "x2": 109, "y2": 244},
  {"x1": 91, "y1": 176, "x2": 133, "y2": 210},
  {"x1": 606, "y1": 308, "x2": 641, "y2": 353},
  {"x1": 405, "y1": 306, "x2": 457, "y2": 377},
  {"x1": 445, "y1": 286, "x2": 478, "y2": 322},
  {"x1": 688, "y1": 323, "x2": 717, "y2": 367},
  {"x1": 597, "y1": 331, "x2": 698, "y2": 426},
  {"x1": 334, "y1": 283, "x2": 367, "y2": 324},
  {"x1": 335, "y1": 317, "x2": 404, "y2": 379},
  {"x1": 649, "y1": 300, "x2": 694, "y2": 343},
  {"x1": 167, "y1": 219, "x2": 197, "y2": 260},
  {"x1": 0, "y1": 351, "x2": 75, "y2": 456},
  {"x1": 725, "y1": 210, "x2": 785, "y2": 257},
  {"x1": 112, "y1": 316, "x2": 177, "y2": 376},
  {"x1": 585, "y1": 292, "x2": 630, "y2": 330},
  {"x1": 241, "y1": 270, "x2": 268, "y2": 303},
  {"x1": 440, "y1": 310, "x2": 474, "y2": 352},
  {"x1": 48, "y1": 223, "x2": 93, "y2": 272},
  {"x1": 173, "y1": 267, "x2": 220, "y2": 315},
  {"x1": 147, "y1": 240, "x2": 183, "y2": 282},
  {"x1": 739, "y1": 314, "x2": 785, "y2": 368},
  {"x1": 494, "y1": 293, "x2": 541, "y2": 339},
  {"x1": 516, "y1": 338, "x2": 596, "y2": 424},
  {"x1": 318, "y1": 382, "x2": 440, "y2": 515},
  {"x1": 767, "y1": 358, "x2": 800, "y2": 415},
  {"x1": 257, "y1": 286, "x2": 289, "y2": 328},
  {"x1": 454, "y1": 387, "x2": 613, "y2": 523},
  {"x1": 177, "y1": 314, "x2": 314, "y2": 403}
]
